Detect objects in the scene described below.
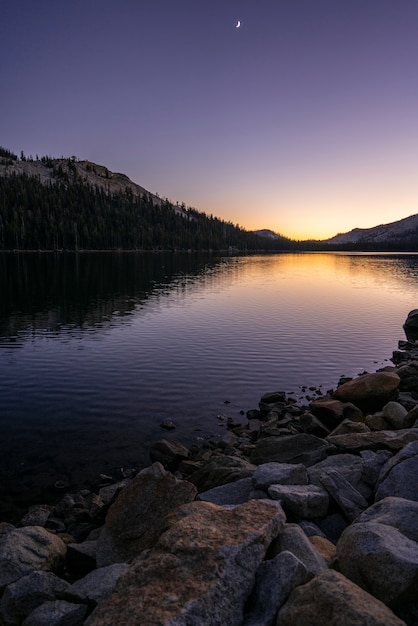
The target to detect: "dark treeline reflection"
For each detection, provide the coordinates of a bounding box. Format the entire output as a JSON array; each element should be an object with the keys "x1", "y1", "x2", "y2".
[{"x1": 0, "y1": 251, "x2": 227, "y2": 339}]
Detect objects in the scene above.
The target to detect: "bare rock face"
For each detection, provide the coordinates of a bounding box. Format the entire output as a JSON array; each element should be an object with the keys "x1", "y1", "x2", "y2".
[
  {"x1": 95, "y1": 462, "x2": 197, "y2": 567},
  {"x1": 354, "y1": 496, "x2": 418, "y2": 543},
  {"x1": 87, "y1": 499, "x2": 286, "y2": 626},
  {"x1": 276, "y1": 570, "x2": 405, "y2": 626},
  {"x1": 333, "y1": 372, "x2": 400, "y2": 410},
  {"x1": 0, "y1": 527, "x2": 66, "y2": 590}
]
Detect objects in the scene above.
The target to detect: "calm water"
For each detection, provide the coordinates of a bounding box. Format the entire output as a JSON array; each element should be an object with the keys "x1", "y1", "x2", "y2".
[{"x1": 1, "y1": 251, "x2": 418, "y2": 521}]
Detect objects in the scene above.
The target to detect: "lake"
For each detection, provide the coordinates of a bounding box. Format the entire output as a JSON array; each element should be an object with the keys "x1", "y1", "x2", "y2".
[{"x1": 1, "y1": 251, "x2": 418, "y2": 521}]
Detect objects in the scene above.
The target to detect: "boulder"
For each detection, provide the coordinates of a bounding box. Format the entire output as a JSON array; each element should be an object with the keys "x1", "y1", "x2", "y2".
[
  {"x1": 95, "y1": 462, "x2": 197, "y2": 567},
  {"x1": 251, "y1": 462, "x2": 308, "y2": 491},
  {"x1": 308, "y1": 536, "x2": 336, "y2": 567},
  {"x1": 268, "y1": 484, "x2": 329, "y2": 519},
  {"x1": 319, "y1": 470, "x2": 369, "y2": 522},
  {"x1": 328, "y1": 419, "x2": 370, "y2": 436},
  {"x1": 309, "y1": 399, "x2": 345, "y2": 430},
  {"x1": 69, "y1": 563, "x2": 130, "y2": 605},
  {"x1": 375, "y1": 440, "x2": 418, "y2": 502},
  {"x1": 0, "y1": 527, "x2": 66, "y2": 590},
  {"x1": 149, "y1": 439, "x2": 189, "y2": 470},
  {"x1": 243, "y1": 551, "x2": 309, "y2": 626},
  {"x1": 337, "y1": 521, "x2": 418, "y2": 608},
  {"x1": 359, "y1": 449, "x2": 392, "y2": 487},
  {"x1": 189, "y1": 455, "x2": 256, "y2": 491},
  {"x1": 250, "y1": 434, "x2": 333, "y2": 467},
  {"x1": 403, "y1": 309, "x2": 418, "y2": 341},
  {"x1": 326, "y1": 429, "x2": 418, "y2": 453},
  {"x1": 354, "y1": 497, "x2": 418, "y2": 543},
  {"x1": 23, "y1": 600, "x2": 87, "y2": 626},
  {"x1": 333, "y1": 372, "x2": 400, "y2": 410},
  {"x1": 0, "y1": 571, "x2": 70, "y2": 626},
  {"x1": 272, "y1": 524, "x2": 328, "y2": 578},
  {"x1": 197, "y1": 477, "x2": 254, "y2": 506},
  {"x1": 395, "y1": 360, "x2": 418, "y2": 391},
  {"x1": 86, "y1": 500, "x2": 286, "y2": 626},
  {"x1": 308, "y1": 454, "x2": 371, "y2": 499},
  {"x1": 383, "y1": 401, "x2": 414, "y2": 429},
  {"x1": 276, "y1": 570, "x2": 405, "y2": 626}
]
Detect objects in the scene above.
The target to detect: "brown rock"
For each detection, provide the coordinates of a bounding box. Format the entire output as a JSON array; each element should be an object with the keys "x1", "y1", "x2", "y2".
[
  {"x1": 87, "y1": 500, "x2": 286, "y2": 626},
  {"x1": 276, "y1": 570, "x2": 406, "y2": 625},
  {"x1": 250, "y1": 434, "x2": 334, "y2": 467},
  {"x1": 333, "y1": 372, "x2": 400, "y2": 410},
  {"x1": 308, "y1": 536, "x2": 336, "y2": 567},
  {"x1": 149, "y1": 439, "x2": 189, "y2": 470},
  {"x1": 96, "y1": 462, "x2": 197, "y2": 567},
  {"x1": 326, "y1": 429, "x2": 418, "y2": 453},
  {"x1": 310, "y1": 399, "x2": 345, "y2": 430}
]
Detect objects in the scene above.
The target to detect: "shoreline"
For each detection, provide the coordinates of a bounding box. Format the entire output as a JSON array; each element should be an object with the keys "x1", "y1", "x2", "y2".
[{"x1": 1, "y1": 314, "x2": 418, "y2": 624}]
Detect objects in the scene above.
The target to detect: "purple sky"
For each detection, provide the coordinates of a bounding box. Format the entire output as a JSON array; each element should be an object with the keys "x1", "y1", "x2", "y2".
[{"x1": 1, "y1": 0, "x2": 417, "y2": 239}]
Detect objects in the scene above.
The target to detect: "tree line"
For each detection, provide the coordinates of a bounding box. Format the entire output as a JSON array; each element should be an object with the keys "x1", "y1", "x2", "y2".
[{"x1": 0, "y1": 168, "x2": 295, "y2": 251}]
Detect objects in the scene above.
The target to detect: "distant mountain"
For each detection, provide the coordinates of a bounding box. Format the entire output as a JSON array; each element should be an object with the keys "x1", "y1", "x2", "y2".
[
  {"x1": 324, "y1": 213, "x2": 418, "y2": 245},
  {"x1": 252, "y1": 229, "x2": 283, "y2": 240}
]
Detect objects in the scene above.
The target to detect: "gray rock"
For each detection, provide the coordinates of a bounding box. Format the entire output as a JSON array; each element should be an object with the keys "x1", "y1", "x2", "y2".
[
  {"x1": 337, "y1": 521, "x2": 418, "y2": 607},
  {"x1": 98, "y1": 480, "x2": 130, "y2": 506},
  {"x1": 197, "y1": 477, "x2": 253, "y2": 506},
  {"x1": 297, "y1": 521, "x2": 326, "y2": 538},
  {"x1": 354, "y1": 496, "x2": 418, "y2": 543},
  {"x1": 243, "y1": 551, "x2": 309, "y2": 626},
  {"x1": 319, "y1": 470, "x2": 369, "y2": 522},
  {"x1": 383, "y1": 401, "x2": 413, "y2": 429},
  {"x1": 23, "y1": 600, "x2": 87, "y2": 626},
  {"x1": 70, "y1": 563, "x2": 130, "y2": 604},
  {"x1": 96, "y1": 462, "x2": 197, "y2": 567},
  {"x1": 275, "y1": 570, "x2": 406, "y2": 626},
  {"x1": 396, "y1": 360, "x2": 418, "y2": 391},
  {"x1": 375, "y1": 440, "x2": 418, "y2": 502},
  {"x1": 359, "y1": 449, "x2": 392, "y2": 487},
  {"x1": 0, "y1": 527, "x2": 66, "y2": 590},
  {"x1": 252, "y1": 462, "x2": 308, "y2": 491},
  {"x1": 250, "y1": 434, "x2": 333, "y2": 467},
  {"x1": 0, "y1": 571, "x2": 70, "y2": 626},
  {"x1": 268, "y1": 484, "x2": 329, "y2": 519},
  {"x1": 328, "y1": 419, "x2": 370, "y2": 436},
  {"x1": 308, "y1": 453, "x2": 371, "y2": 499},
  {"x1": 66, "y1": 540, "x2": 97, "y2": 577},
  {"x1": 272, "y1": 524, "x2": 328, "y2": 578}
]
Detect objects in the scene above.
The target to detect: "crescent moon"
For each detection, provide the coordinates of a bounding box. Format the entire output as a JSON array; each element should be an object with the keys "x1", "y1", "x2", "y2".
[{"x1": 236, "y1": 20, "x2": 241, "y2": 28}]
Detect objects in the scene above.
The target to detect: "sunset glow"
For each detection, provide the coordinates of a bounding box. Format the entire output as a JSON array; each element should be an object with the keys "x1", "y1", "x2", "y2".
[{"x1": 1, "y1": 0, "x2": 417, "y2": 240}]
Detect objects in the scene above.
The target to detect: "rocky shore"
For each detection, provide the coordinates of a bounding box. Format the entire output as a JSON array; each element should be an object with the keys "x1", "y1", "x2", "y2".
[{"x1": 1, "y1": 311, "x2": 418, "y2": 625}]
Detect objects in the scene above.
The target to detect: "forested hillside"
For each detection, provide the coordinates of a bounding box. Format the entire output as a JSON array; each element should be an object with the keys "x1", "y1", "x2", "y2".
[{"x1": 0, "y1": 148, "x2": 294, "y2": 252}]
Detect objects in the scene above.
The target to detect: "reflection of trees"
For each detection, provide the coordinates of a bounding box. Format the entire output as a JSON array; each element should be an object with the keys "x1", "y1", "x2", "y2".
[{"x1": 0, "y1": 252, "x2": 229, "y2": 340}]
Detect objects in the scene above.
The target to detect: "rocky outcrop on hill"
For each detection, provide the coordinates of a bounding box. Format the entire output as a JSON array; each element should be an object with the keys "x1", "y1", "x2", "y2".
[{"x1": 1, "y1": 311, "x2": 418, "y2": 625}]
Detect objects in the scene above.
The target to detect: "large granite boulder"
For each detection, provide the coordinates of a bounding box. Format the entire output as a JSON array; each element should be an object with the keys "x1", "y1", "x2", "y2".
[
  {"x1": 86, "y1": 499, "x2": 286, "y2": 626},
  {"x1": 0, "y1": 527, "x2": 66, "y2": 590},
  {"x1": 268, "y1": 484, "x2": 329, "y2": 519},
  {"x1": 354, "y1": 497, "x2": 418, "y2": 543},
  {"x1": 308, "y1": 453, "x2": 371, "y2": 499},
  {"x1": 276, "y1": 570, "x2": 405, "y2": 626},
  {"x1": 336, "y1": 521, "x2": 418, "y2": 609},
  {"x1": 375, "y1": 440, "x2": 418, "y2": 502},
  {"x1": 96, "y1": 462, "x2": 197, "y2": 567},
  {"x1": 250, "y1": 434, "x2": 333, "y2": 467},
  {"x1": 332, "y1": 372, "x2": 400, "y2": 410}
]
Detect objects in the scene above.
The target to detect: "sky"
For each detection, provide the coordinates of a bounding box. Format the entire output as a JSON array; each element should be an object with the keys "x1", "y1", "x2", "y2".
[{"x1": 1, "y1": 0, "x2": 417, "y2": 240}]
